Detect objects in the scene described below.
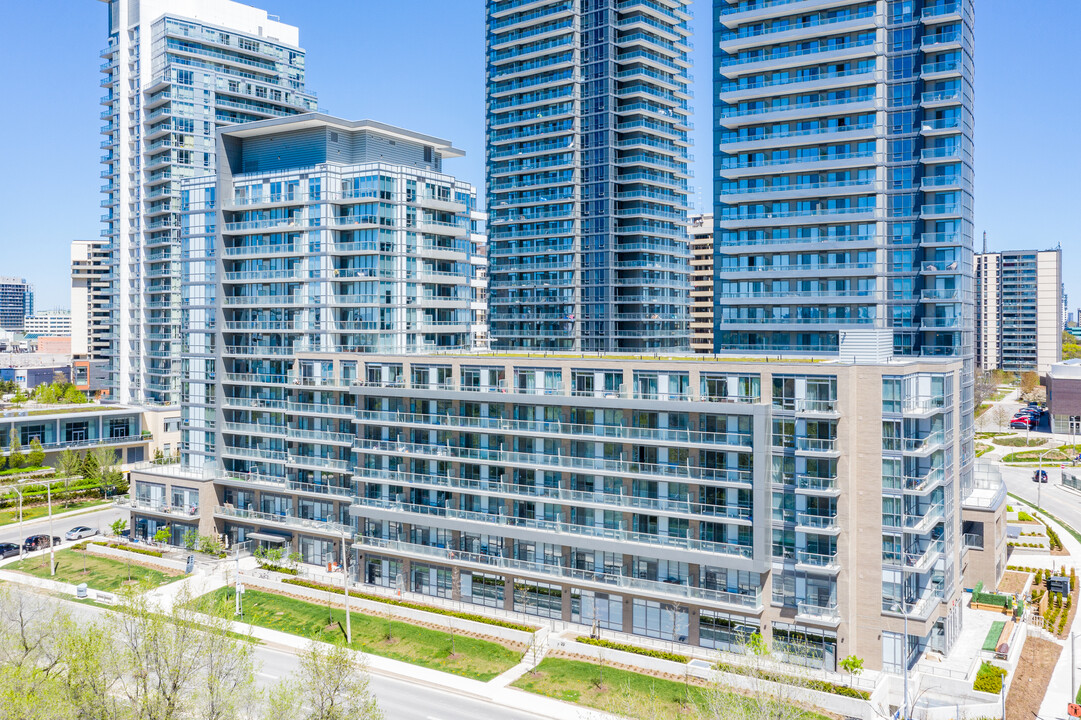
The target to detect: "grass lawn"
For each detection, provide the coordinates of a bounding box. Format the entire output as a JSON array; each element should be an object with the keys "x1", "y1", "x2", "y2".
[
  {"x1": 206, "y1": 587, "x2": 521, "y2": 681},
  {"x1": 976, "y1": 443, "x2": 993, "y2": 457},
  {"x1": 512, "y1": 658, "x2": 831, "y2": 720},
  {"x1": 1002, "y1": 448, "x2": 1072, "y2": 463},
  {"x1": 7, "y1": 547, "x2": 181, "y2": 592},
  {"x1": 993, "y1": 436, "x2": 1046, "y2": 447},
  {"x1": 0, "y1": 498, "x2": 109, "y2": 526},
  {"x1": 0, "y1": 465, "x2": 51, "y2": 477},
  {"x1": 982, "y1": 621, "x2": 1005, "y2": 652}
]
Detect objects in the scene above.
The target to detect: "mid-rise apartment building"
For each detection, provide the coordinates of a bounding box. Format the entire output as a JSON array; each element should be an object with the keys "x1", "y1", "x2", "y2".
[
  {"x1": 0, "y1": 277, "x2": 33, "y2": 332},
  {"x1": 130, "y1": 351, "x2": 1001, "y2": 672},
  {"x1": 485, "y1": 0, "x2": 693, "y2": 351},
  {"x1": 178, "y1": 114, "x2": 483, "y2": 471},
  {"x1": 23, "y1": 311, "x2": 72, "y2": 338},
  {"x1": 98, "y1": 0, "x2": 316, "y2": 406},
  {"x1": 71, "y1": 239, "x2": 114, "y2": 364},
  {"x1": 975, "y1": 249, "x2": 1062, "y2": 373},
  {"x1": 690, "y1": 214, "x2": 714, "y2": 353}
]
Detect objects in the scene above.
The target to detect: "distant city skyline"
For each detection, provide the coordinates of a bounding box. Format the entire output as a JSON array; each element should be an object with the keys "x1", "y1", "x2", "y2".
[{"x1": 0, "y1": 0, "x2": 1078, "y2": 310}]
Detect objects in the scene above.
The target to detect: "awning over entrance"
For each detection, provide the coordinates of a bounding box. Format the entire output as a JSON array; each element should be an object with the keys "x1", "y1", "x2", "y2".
[{"x1": 247, "y1": 532, "x2": 290, "y2": 543}]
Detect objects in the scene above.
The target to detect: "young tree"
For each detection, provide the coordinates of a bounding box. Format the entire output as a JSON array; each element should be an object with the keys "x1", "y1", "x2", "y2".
[
  {"x1": 8, "y1": 435, "x2": 24, "y2": 470},
  {"x1": 110, "y1": 518, "x2": 128, "y2": 538},
  {"x1": 839, "y1": 654, "x2": 864, "y2": 680},
  {"x1": 153, "y1": 526, "x2": 172, "y2": 547},
  {"x1": 270, "y1": 641, "x2": 383, "y2": 720},
  {"x1": 89, "y1": 446, "x2": 119, "y2": 480},
  {"x1": 991, "y1": 404, "x2": 1011, "y2": 431},
  {"x1": 27, "y1": 438, "x2": 46, "y2": 469},
  {"x1": 698, "y1": 633, "x2": 821, "y2": 720},
  {"x1": 1021, "y1": 371, "x2": 1040, "y2": 397},
  {"x1": 58, "y1": 449, "x2": 82, "y2": 480}
]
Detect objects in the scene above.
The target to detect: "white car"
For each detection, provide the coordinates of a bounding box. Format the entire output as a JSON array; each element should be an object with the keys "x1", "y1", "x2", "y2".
[{"x1": 64, "y1": 526, "x2": 98, "y2": 541}]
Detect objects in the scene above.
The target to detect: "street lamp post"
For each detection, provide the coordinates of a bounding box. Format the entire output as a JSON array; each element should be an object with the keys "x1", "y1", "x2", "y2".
[
  {"x1": 47, "y1": 481, "x2": 55, "y2": 576},
  {"x1": 342, "y1": 528, "x2": 352, "y2": 645}
]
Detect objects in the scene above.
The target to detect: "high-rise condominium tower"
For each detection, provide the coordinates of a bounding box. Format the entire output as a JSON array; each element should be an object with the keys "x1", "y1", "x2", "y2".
[
  {"x1": 98, "y1": 0, "x2": 316, "y2": 406},
  {"x1": 485, "y1": 0, "x2": 693, "y2": 351},
  {"x1": 715, "y1": 0, "x2": 977, "y2": 670},
  {"x1": 976, "y1": 249, "x2": 1062, "y2": 373}
]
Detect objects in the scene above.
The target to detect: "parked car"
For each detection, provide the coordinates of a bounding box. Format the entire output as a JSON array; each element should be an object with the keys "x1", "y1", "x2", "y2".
[
  {"x1": 64, "y1": 526, "x2": 98, "y2": 541},
  {"x1": 1010, "y1": 417, "x2": 1035, "y2": 429},
  {"x1": 1015, "y1": 408, "x2": 1040, "y2": 418},
  {"x1": 0, "y1": 543, "x2": 20, "y2": 559},
  {"x1": 1033, "y1": 469, "x2": 1048, "y2": 483},
  {"x1": 23, "y1": 535, "x2": 61, "y2": 551}
]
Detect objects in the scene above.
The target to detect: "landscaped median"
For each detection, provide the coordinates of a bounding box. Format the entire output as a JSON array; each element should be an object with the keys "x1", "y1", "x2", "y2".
[{"x1": 202, "y1": 585, "x2": 524, "y2": 681}]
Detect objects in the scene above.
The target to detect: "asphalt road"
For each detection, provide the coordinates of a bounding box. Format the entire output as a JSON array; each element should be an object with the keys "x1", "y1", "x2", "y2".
[
  {"x1": 6, "y1": 584, "x2": 560, "y2": 720},
  {"x1": 0, "y1": 504, "x2": 125, "y2": 547},
  {"x1": 999, "y1": 463, "x2": 1081, "y2": 537}
]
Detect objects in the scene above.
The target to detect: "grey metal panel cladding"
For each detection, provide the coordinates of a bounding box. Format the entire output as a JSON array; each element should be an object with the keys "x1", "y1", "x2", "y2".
[{"x1": 240, "y1": 127, "x2": 328, "y2": 174}]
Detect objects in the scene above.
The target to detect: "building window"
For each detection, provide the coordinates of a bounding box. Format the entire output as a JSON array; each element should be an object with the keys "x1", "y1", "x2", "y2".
[{"x1": 631, "y1": 598, "x2": 689, "y2": 642}]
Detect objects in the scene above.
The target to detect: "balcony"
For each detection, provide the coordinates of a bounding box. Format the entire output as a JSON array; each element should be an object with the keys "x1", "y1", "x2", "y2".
[
  {"x1": 213, "y1": 505, "x2": 351, "y2": 537},
  {"x1": 356, "y1": 537, "x2": 762, "y2": 610},
  {"x1": 354, "y1": 440, "x2": 754, "y2": 486},
  {"x1": 795, "y1": 601, "x2": 841, "y2": 625},
  {"x1": 795, "y1": 512, "x2": 840, "y2": 535},
  {"x1": 794, "y1": 475, "x2": 840, "y2": 496},
  {"x1": 795, "y1": 437, "x2": 838, "y2": 455},
  {"x1": 794, "y1": 550, "x2": 839, "y2": 573},
  {"x1": 351, "y1": 499, "x2": 755, "y2": 563}
]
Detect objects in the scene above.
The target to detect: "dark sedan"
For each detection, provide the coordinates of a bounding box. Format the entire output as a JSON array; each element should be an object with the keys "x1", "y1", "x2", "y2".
[
  {"x1": 23, "y1": 535, "x2": 61, "y2": 551},
  {"x1": 0, "y1": 543, "x2": 19, "y2": 559}
]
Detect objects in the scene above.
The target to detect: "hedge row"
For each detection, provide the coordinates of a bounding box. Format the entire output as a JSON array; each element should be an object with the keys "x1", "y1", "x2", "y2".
[
  {"x1": 257, "y1": 562, "x2": 298, "y2": 576},
  {"x1": 575, "y1": 636, "x2": 688, "y2": 663},
  {"x1": 279, "y1": 577, "x2": 536, "y2": 633},
  {"x1": 88, "y1": 541, "x2": 164, "y2": 559},
  {"x1": 715, "y1": 662, "x2": 870, "y2": 700}
]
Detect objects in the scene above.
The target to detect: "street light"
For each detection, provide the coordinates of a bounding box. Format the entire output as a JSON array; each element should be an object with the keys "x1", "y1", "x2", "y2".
[{"x1": 1035, "y1": 447, "x2": 1060, "y2": 511}]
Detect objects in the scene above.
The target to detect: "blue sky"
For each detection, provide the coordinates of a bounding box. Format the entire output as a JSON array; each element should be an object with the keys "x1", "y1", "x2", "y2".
[{"x1": 1, "y1": 0, "x2": 1078, "y2": 313}]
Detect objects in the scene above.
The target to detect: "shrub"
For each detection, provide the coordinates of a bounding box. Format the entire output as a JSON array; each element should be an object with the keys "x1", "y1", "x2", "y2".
[
  {"x1": 1017, "y1": 511, "x2": 1036, "y2": 522},
  {"x1": 280, "y1": 577, "x2": 537, "y2": 632},
  {"x1": 973, "y1": 661, "x2": 1007, "y2": 694},
  {"x1": 26, "y1": 439, "x2": 45, "y2": 468},
  {"x1": 575, "y1": 636, "x2": 688, "y2": 663},
  {"x1": 715, "y1": 662, "x2": 870, "y2": 699},
  {"x1": 90, "y1": 541, "x2": 165, "y2": 558},
  {"x1": 257, "y1": 562, "x2": 299, "y2": 576}
]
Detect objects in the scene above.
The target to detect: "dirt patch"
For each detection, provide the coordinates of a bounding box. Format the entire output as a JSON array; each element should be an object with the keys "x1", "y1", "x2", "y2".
[
  {"x1": 998, "y1": 571, "x2": 1029, "y2": 595},
  {"x1": 1004, "y1": 638, "x2": 1061, "y2": 720}
]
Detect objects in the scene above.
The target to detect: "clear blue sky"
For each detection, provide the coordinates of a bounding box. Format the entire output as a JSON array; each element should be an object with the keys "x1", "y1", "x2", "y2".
[{"x1": 1, "y1": 0, "x2": 1078, "y2": 312}]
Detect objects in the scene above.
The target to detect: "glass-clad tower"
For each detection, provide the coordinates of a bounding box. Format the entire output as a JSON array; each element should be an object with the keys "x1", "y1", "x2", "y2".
[
  {"x1": 486, "y1": 0, "x2": 693, "y2": 351},
  {"x1": 98, "y1": 0, "x2": 316, "y2": 405},
  {"x1": 714, "y1": 0, "x2": 976, "y2": 671}
]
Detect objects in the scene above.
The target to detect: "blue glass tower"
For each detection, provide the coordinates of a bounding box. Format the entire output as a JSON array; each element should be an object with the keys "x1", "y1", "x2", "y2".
[{"x1": 486, "y1": 0, "x2": 694, "y2": 351}]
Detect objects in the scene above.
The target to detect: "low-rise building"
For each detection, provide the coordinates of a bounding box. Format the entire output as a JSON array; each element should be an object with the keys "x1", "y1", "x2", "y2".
[{"x1": 1044, "y1": 358, "x2": 1081, "y2": 436}]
